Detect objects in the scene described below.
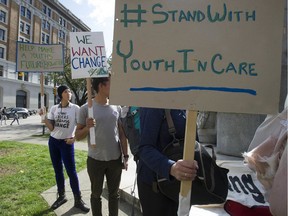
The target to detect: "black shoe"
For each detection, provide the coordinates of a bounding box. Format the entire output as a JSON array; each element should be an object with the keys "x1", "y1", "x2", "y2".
[
  {"x1": 51, "y1": 194, "x2": 67, "y2": 210},
  {"x1": 74, "y1": 197, "x2": 90, "y2": 213}
]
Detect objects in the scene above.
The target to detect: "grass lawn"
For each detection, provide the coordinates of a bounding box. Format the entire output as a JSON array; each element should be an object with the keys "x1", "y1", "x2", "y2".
[{"x1": 0, "y1": 141, "x2": 87, "y2": 216}]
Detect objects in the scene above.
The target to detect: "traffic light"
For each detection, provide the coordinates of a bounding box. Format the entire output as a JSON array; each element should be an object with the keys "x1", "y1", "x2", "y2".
[{"x1": 53, "y1": 87, "x2": 57, "y2": 96}]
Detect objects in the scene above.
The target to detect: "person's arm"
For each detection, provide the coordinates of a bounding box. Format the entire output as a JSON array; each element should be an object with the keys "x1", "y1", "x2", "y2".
[
  {"x1": 75, "y1": 117, "x2": 95, "y2": 141},
  {"x1": 75, "y1": 123, "x2": 89, "y2": 140},
  {"x1": 118, "y1": 121, "x2": 128, "y2": 156},
  {"x1": 43, "y1": 117, "x2": 54, "y2": 131},
  {"x1": 139, "y1": 108, "x2": 174, "y2": 179},
  {"x1": 118, "y1": 120, "x2": 129, "y2": 170}
]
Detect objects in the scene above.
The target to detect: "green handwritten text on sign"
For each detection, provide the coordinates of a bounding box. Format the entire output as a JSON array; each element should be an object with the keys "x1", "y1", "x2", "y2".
[
  {"x1": 16, "y1": 43, "x2": 64, "y2": 72},
  {"x1": 110, "y1": 0, "x2": 285, "y2": 114}
]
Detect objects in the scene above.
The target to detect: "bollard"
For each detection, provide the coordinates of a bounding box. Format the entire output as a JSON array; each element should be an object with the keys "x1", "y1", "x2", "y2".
[{"x1": 42, "y1": 125, "x2": 45, "y2": 135}]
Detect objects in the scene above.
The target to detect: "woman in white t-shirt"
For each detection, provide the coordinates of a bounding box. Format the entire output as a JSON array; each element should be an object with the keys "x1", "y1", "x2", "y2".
[{"x1": 42, "y1": 85, "x2": 89, "y2": 212}]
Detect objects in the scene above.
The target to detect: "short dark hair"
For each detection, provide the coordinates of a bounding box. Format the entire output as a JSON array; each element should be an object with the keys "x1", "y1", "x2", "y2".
[{"x1": 92, "y1": 75, "x2": 110, "y2": 93}]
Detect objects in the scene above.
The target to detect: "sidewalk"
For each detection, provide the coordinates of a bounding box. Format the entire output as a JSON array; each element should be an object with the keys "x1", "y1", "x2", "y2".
[
  {"x1": 32, "y1": 137, "x2": 242, "y2": 216},
  {"x1": 0, "y1": 117, "x2": 242, "y2": 215}
]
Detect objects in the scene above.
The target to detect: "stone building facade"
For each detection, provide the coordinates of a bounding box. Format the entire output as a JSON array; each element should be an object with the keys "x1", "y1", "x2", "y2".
[{"x1": 0, "y1": 0, "x2": 90, "y2": 109}]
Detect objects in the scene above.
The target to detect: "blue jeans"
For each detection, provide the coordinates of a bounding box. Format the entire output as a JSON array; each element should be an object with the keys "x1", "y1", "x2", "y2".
[{"x1": 48, "y1": 136, "x2": 80, "y2": 196}]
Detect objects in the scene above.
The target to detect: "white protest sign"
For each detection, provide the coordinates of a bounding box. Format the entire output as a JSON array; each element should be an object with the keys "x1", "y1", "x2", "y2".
[
  {"x1": 70, "y1": 32, "x2": 108, "y2": 79},
  {"x1": 219, "y1": 161, "x2": 269, "y2": 207},
  {"x1": 110, "y1": 0, "x2": 285, "y2": 114},
  {"x1": 70, "y1": 32, "x2": 109, "y2": 145},
  {"x1": 16, "y1": 42, "x2": 64, "y2": 72}
]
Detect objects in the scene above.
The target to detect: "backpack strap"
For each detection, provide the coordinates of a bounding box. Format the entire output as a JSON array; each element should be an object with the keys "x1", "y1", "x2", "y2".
[
  {"x1": 165, "y1": 109, "x2": 180, "y2": 144},
  {"x1": 164, "y1": 109, "x2": 175, "y2": 135}
]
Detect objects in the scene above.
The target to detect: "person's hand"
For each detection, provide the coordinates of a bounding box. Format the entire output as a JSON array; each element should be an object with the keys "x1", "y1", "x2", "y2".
[
  {"x1": 170, "y1": 159, "x2": 198, "y2": 181},
  {"x1": 65, "y1": 137, "x2": 75, "y2": 145},
  {"x1": 38, "y1": 108, "x2": 46, "y2": 116},
  {"x1": 122, "y1": 155, "x2": 129, "y2": 171},
  {"x1": 86, "y1": 117, "x2": 96, "y2": 129},
  {"x1": 123, "y1": 158, "x2": 128, "y2": 171}
]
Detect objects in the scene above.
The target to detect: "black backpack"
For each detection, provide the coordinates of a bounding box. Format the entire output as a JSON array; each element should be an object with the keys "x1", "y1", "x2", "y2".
[{"x1": 121, "y1": 107, "x2": 141, "y2": 159}]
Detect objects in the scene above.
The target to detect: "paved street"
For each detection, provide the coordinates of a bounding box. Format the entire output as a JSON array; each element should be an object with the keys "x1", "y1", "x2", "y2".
[{"x1": 0, "y1": 114, "x2": 142, "y2": 216}]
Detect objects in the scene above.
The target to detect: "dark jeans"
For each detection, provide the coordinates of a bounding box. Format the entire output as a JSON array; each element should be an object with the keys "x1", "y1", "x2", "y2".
[
  {"x1": 137, "y1": 179, "x2": 178, "y2": 216},
  {"x1": 87, "y1": 156, "x2": 122, "y2": 216},
  {"x1": 48, "y1": 136, "x2": 80, "y2": 196},
  {"x1": 10, "y1": 117, "x2": 19, "y2": 125}
]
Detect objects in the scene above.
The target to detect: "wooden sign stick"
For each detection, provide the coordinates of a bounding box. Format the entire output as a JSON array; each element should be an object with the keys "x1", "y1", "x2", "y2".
[
  {"x1": 178, "y1": 110, "x2": 197, "y2": 215},
  {"x1": 86, "y1": 78, "x2": 96, "y2": 145},
  {"x1": 40, "y1": 72, "x2": 46, "y2": 123}
]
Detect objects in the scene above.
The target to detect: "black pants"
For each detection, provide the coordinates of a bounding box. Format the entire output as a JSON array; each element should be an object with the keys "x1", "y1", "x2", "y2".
[
  {"x1": 87, "y1": 156, "x2": 122, "y2": 216},
  {"x1": 137, "y1": 179, "x2": 178, "y2": 216}
]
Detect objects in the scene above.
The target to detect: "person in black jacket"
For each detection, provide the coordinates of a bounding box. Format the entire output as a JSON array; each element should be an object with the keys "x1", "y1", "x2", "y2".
[{"x1": 137, "y1": 108, "x2": 198, "y2": 216}]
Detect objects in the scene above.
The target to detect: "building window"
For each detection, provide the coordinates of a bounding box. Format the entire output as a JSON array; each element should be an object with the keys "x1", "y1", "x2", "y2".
[
  {"x1": 20, "y1": 21, "x2": 24, "y2": 32},
  {"x1": 42, "y1": 4, "x2": 46, "y2": 13},
  {"x1": 18, "y1": 72, "x2": 23, "y2": 80},
  {"x1": 41, "y1": 33, "x2": 45, "y2": 42},
  {"x1": 21, "y1": 6, "x2": 32, "y2": 20},
  {"x1": 28, "y1": 0, "x2": 33, "y2": 5},
  {"x1": 26, "y1": 9, "x2": 31, "y2": 20},
  {"x1": 43, "y1": 4, "x2": 51, "y2": 17},
  {"x1": 0, "y1": 47, "x2": 4, "y2": 58},
  {"x1": 0, "y1": 0, "x2": 7, "y2": 5},
  {"x1": 45, "y1": 35, "x2": 49, "y2": 44},
  {"x1": 42, "y1": 20, "x2": 50, "y2": 31},
  {"x1": 59, "y1": 30, "x2": 65, "y2": 40},
  {"x1": 0, "y1": 29, "x2": 5, "y2": 41},
  {"x1": 41, "y1": 32, "x2": 50, "y2": 44},
  {"x1": 47, "y1": 8, "x2": 51, "y2": 17},
  {"x1": 18, "y1": 72, "x2": 28, "y2": 81},
  {"x1": 72, "y1": 26, "x2": 77, "y2": 32},
  {"x1": 0, "y1": 65, "x2": 3, "y2": 77},
  {"x1": 0, "y1": 10, "x2": 6, "y2": 23},
  {"x1": 24, "y1": 72, "x2": 28, "y2": 81},
  {"x1": 25, "y1": 24, "x2": 30, "y2": 35},
  {"x1": 21, "y1": 6, "x2": 26, "y2": 17},
  {"x1": 59, "y1": 17, "x2": 66, "y2": 27}
]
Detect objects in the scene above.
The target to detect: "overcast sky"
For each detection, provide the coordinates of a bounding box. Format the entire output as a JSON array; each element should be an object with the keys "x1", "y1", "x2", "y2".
[{"x1": 59, "y1": 0, "x2": 115, "y2": 56}]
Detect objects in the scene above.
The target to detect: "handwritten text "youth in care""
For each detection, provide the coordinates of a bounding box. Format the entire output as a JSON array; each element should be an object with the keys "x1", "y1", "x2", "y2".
[{"x1": 116, "y1": 40, "x2": 257, "y2": 76}]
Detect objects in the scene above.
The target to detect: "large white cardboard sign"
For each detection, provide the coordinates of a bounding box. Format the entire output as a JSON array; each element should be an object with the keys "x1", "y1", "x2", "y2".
[
  {"x1": 70, "y1": 32, "x2": 108, "y2": 79},
  {"x1": 110, "y1": 0, "x2": 285, "y2": 114}
]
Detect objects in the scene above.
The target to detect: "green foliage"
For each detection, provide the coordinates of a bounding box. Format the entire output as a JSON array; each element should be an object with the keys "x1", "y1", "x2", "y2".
[
  {"x1": 49, "y1": 66, "x2": 87, "y2": 106},
  {"x1": 0, "y1": 141, "x2": 87, "y2": 216}
]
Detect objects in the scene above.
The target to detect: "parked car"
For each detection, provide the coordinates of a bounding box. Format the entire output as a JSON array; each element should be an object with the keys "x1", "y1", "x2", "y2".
[
  {"x1": 6, "y1": 107, "x2": 29, "y2": 119},
  {"x1": 28, "y1": 109, "x2": 37, "y2": 116}
]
